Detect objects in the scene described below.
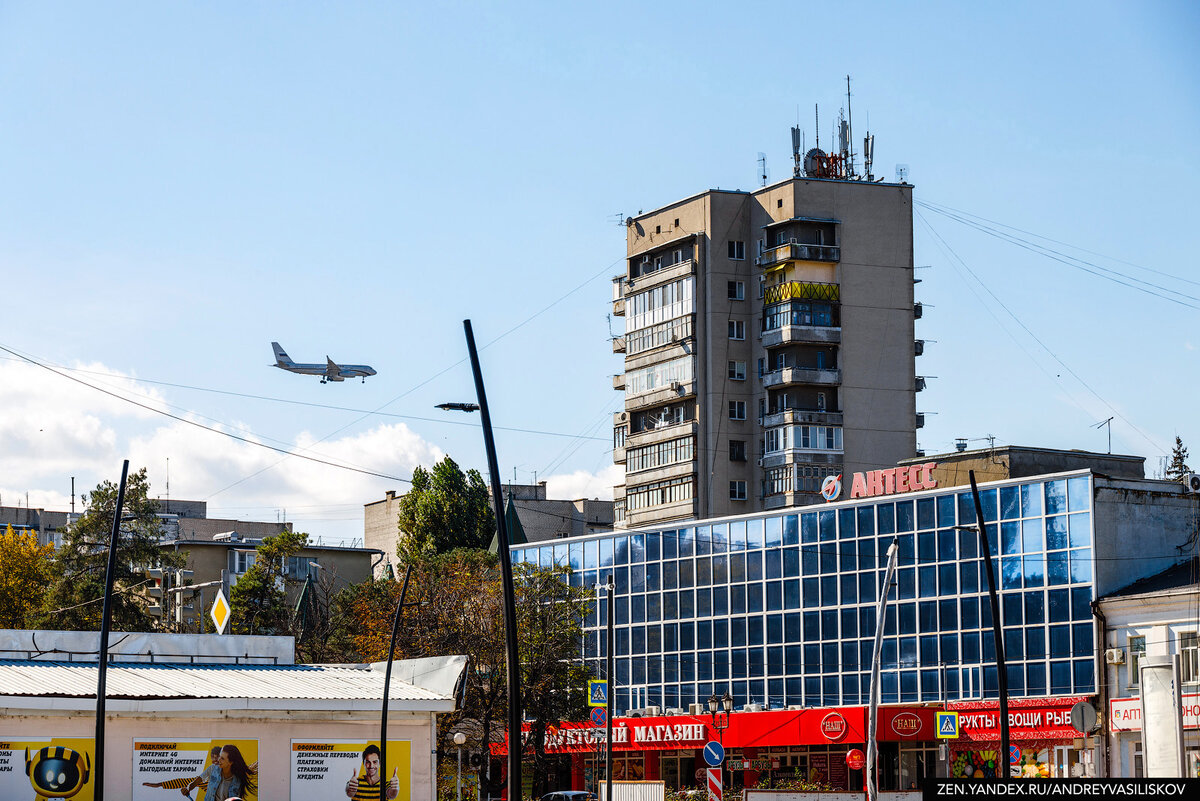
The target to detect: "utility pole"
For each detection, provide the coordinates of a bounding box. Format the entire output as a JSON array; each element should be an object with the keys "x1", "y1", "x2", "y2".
[
  {"x1": 969, "y1": 471, "x2": 1010, "y2": 777},
  {"x1": 94, "y1": 460, "x2": 130, "y2": 801},
  {"x1": 605, "y1": 577, "x2": 614, "y2": 801}
]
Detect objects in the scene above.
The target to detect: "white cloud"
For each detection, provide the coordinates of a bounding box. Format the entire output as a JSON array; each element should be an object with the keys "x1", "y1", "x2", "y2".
[
  {"x1": 545, "y1": 463, "x2": 624, "y2": 501},
  {"x1": 0, "y1": 358, "x2": 443, "y2": 540}
]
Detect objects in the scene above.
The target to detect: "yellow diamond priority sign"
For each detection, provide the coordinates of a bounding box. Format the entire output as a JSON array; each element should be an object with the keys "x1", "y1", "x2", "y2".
[{"x1": 210, "y1": 588, "x2": 231, "y2": 635}]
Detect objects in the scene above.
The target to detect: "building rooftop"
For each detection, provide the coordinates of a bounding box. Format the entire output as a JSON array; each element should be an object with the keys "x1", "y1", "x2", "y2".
[{"x1": 1104, "y1": 556, "x2": 1200, "y2": 599}]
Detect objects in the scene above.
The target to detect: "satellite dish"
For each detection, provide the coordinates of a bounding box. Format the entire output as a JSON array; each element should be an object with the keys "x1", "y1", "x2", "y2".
[
  {"x1": 625, "y1": 217, "x2": 634, "y2": 227},
  {"x1": 804, "y1": 148, "x2": 827, "y2": 176}
]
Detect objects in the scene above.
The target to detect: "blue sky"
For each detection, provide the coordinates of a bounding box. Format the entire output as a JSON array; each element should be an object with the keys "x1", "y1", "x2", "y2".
[{"x1": 1, "y1": 1, "x2": 1197, "y2": 541}]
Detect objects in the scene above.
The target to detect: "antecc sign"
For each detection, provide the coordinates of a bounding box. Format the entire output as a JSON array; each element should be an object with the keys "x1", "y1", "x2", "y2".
[{"x1": 822, "y1": 463, "x2": 938, "y2": 502}]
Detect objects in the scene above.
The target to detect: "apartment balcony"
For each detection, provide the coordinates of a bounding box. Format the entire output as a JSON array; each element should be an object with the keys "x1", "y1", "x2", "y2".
[
  {"x1": 625, "y1": 459, "x2": 696, "y2": 487},
  {"x1": 613, "y1": 445, "x2": 626, "y2": 465},
  {"x1": 760, "y1": 324, "x2": 841, "y2": 348},
  {"x1": 756, "y1": 242, "x2": 840, "y2": 268},
  {"x1": 761, "y1": 409, "x2": 843, "y2": 429},
  {"x1": 613, "y1": 374, "x2": 626, "y2": 391},
  {"x1": 758, "y1": 449, "x2": 843, "y2": 470},
  {"x1": 612, "y1": 297, "x2": 625, "y2": 316},
  {"x1": 626, "y1": 258, "x2": 695, "y2": 293},
  {"x1": 625, "y1": 421, "x2": 698, "y2": 449},
  {"x1": 612, "y1": 275, "x2": 626, "y2": 316},
  {"x1": 626, "y1": 497, "x2": 696, "y2": 529},
  {"x1": 760, "y1": 366, "x2": 841, "y2": 389},
  {"x1": 612, "y1": 337, "x2": 627, "y2": 354},
  {"x1": 625, "y1": 379, "x2": 697, "y2": 413},
  {"x1": 763, "y1": 491, "x2": 821, "y2": 511}
]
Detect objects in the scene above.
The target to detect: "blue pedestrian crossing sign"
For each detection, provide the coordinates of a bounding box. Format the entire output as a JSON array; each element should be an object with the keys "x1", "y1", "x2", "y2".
[
  {"x1": 588, "y1": 680, "x2": 608, "y2": 707},
  {"x1": 935, "y1": 711, "x2": 959, "y2": 739}
]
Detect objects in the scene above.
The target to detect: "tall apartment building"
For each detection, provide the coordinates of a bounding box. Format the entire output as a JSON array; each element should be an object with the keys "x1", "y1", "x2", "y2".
[{"x1": 611, "y1": 173, "x2": 920, "y2": 528}]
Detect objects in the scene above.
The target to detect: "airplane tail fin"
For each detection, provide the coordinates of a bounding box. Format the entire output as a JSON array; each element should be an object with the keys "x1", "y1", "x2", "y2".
[{"x1": 271, "y1": 342, "x2": 295, "y2": 366}]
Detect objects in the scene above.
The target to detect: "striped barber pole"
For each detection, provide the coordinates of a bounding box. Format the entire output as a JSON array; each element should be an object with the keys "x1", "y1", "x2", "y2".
[{"x1": 707, "y1": 767, "x2": 722, "y2": 801}]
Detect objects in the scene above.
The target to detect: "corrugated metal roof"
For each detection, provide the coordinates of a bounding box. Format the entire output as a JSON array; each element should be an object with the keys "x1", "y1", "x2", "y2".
[{"x1": 0, "y1": 661, "x2": 448, "y2": 702}]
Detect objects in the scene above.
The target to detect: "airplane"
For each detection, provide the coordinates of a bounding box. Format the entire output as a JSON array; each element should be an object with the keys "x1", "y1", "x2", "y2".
[{"x1": 271, "y1": 342, "x2": 376, "y2": 383}]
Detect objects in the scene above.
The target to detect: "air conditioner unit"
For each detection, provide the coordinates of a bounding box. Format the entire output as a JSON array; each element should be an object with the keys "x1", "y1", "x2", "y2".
[
  {"x1": 1186, "y1": 473, "x2": 1200, "y2": 493},
  {"x1": 1105, "y1": 648, "x2": 1126, "y2": 665},
  {"x1": 757, "y1": 458, "x2": 765, "y2": 467},
  {"x1": 645, "y1": 705, "x2": 662, "y2": 716},
  {"x1": 670, "y1": 381, "x2": 682, "y2": 391},
  {"x1": 743, "y1": 703, "x2": 763, "y2": 713},
  {"x1": 688, "y1": 703, "x2": 705, "y2": 714}
]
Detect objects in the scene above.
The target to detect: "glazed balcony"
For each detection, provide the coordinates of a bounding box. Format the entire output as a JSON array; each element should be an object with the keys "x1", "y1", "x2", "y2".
[
  {"x1": 761, "y1": 366, "x2": 841, "y2": 389},
  {"x1": 756, "y1": 242, "x2": 840, "y2": 268}
]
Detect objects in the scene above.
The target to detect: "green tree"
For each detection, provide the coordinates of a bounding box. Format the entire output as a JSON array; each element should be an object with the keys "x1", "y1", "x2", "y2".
[
  {"x1": 40, "y1": 467, "x2": 181, "y2": 631},
  {"x1": 338, "y1": 549, "x2": 592, "y2": 798},
  {"x1": 1166, "y1": 436, "x2": 1191, "y2": 482},
  {"x1": 396, "y1": 456, "x2": 494, "y2": 560},
  {"x1": 0, "y1": 524, "x2": 55, "y2": 628},
  {"x1": 229, "y1": 529, "x2": 309, "y2": 635}
]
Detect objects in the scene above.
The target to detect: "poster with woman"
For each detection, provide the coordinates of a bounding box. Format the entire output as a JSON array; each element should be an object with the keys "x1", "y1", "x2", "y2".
[
  {"x1": 0, "y1": 737, "x2": 95, "y2": 801},
  {"x1": 133, "y1": 739, "x2": 259, "y2": 801}
]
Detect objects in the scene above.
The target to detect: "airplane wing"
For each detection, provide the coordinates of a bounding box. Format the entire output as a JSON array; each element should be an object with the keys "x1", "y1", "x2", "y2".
[{"x1": 325, "y1": 357, "x2": 345, "y2": 382}]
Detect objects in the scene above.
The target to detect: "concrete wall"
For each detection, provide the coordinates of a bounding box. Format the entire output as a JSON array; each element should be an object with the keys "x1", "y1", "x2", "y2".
[{"x1": 1093, "y1": 478, "x2": 1198, "y2": 597}]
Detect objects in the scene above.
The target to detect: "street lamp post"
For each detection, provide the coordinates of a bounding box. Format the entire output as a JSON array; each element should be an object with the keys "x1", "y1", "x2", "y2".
[
  {"x1": 708, "y1": 692, "x2": 733, "y2": 786},
  {"x1": 453, "y1": 731, "x2": 467, "y2": 801}
]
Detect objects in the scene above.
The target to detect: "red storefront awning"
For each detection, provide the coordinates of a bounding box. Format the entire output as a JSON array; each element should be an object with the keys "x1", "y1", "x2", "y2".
[
  {"x1": 944, "y1": 696, "x2": 1094, "y2": 744},
  {"x1": 491, "y1": 705, "x2": 938, "y2": 756}
]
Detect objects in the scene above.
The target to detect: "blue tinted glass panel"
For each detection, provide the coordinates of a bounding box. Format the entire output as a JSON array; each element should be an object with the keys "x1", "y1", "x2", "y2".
[
  {"x1": 897, "y1": 533, "x2": 915, "y2": 562},
  {"x1": 1069, "y1": 514, "x2": 1090, "y2": 549},
  {"x1": 1022, "y1": 662, "x2": 1045, "y2": 696},
  {"x1": 730, "y1": 554, "x2": 746, "y2": 583},
  {"x1": 713, "y1": 619, "x2": 729, "y2": 648},
  {"x1": 920, "y1": 635, "x2": 937, "y2": 664},
  {"x1": 1048, "y1": 589, "x2": 1070, "y2": 622},
  {"x1": 765, "y1": 549, "x2": 782, "y2": 579},
  {"x1": 1049, "y1": 625, "x2": 1070, "y2": 658},
  {"x1": 900, "y1": 670, "x2": 918, "y2": 702},
  {"x1": 823, "y1": 675, "x2": 840, "y2": 704},
  {"x1": 1007, "y1": 664, "x2": 1025, "y2": 694},
  {"x1": 663, "y1": 592, "x2": 677, "y2": 619},
  {"x1": 1026, "y1": 627, "x2": 1045, "y2": 659},
  {"x1": 939, "y1": 564, "x2": 958, "y2": 595},
  {"x1": 919, "y1": 601, "x2": 937, "y2": 631},
  {"x1": 938, "y1": 599, "x2": 958, "y2": 630},
  {"x1": 714, "y1": 587, "x2": 729, "y2": 617},
  {"x1": 959, "y1": 529, "x2": 978, "y2": 559},
  {"x1": 843, "y1": 673, "x2": 860, "y2": 704},
  {"x1": 896, "y1": 501, "x2": 915, "y2": 532},
  {"x1": 747, "y1": 552, "x2": 763, "y2": 582},
  {"x1": 679, "y1": 590, "x2": 694, "y2": 617},
  {"x1": 729, "y1": 522, "x2": 746, "y2": 551},
  {"x1": 1072, "y1": 622, "x2": 1091, "y2": 656},
  {"x1": 713, "y1": 555, "x2": 729, "y2": 584},
  {"x1": 820, "y1": 544, "x2": 837, "y2": 574},
  {"x1": 819, "y1": 509, "x2": 836, "y2": 540},
  {"x1": 747, "y1": 584, "x2": 763, "y2": 613},
  {"x1": 783, "y1": 515, "x2": 799, "y2": 546},
  {"x1": 1025, "y1": 555, "x2": 1045, "y2": 587},
  {"x1": 1045, "y1": 480, "x2": 1067, "y2": 515},
  {"x1": 1001, "y1": 486, "x2": 1020, "y2": 519},
  {"x1": 1047, "y1": 552, "x2": 1069, "y2": 585},
  {"x1": 1046, "y1": 516, "x2": 1068, "y2": 550},
  {"x1": 766, "y1": 582, "x2": 782, "y2": 611},
  {"x1": 940, "y1": 634, "x2": 959, "y2": 663},
  {"x1": 711, "y1": 525, "x2": 728, "y2": 553},
  {"x1": 882, "y1": 672, "x2": 899, "y2": 703},
  {"x1": 1002, "y1": 557, "x2": 1023, "y2": 589},
  {"x1": 600, "y1": 538, "x2": 614, "y2": 566},
  {"x1": 1074, "y1": 659, "x2": 1094, "y2": 692},
  {"x1": 696, "y1": 589, "x2": 712, "y2": 617},
  {"x1": 679, "y1": 528, "x2": 694, "y2": 557},
  {"x1": 858, "y1": 507, "x2": 876, "y2": 536},
  {"x1": 803, "y1": 611, "x2": 820, "y2": 641},
  {"x1": 803, "y1": 643, "x2": 820, "y2": 674},
  {"x1": 765, "y1": 517, "x2": 782, "y2": 547},
  {"x1": 802, "y1": 578, "x2": 819, "y2": 608},
  {"x1": 802, "y1": 545, "x2": 818, "y2": 576},
  {"x1": 783, "y1": 548, "x2": 799, "y2": 578},
  {"x1": 938, "y1": 529, "x2": 957, "y2": 561},
  {"x1": 616, "y1": 596, "x2": 629, "y2": 624},
  {"x1": 859, "y1": 607, "x2": 876, "y2": 636},
  {"x1": 822, "y1": 609, "x2": 839, "y2": 640},
  {"x1": 784, "y1": 580, "x2": 800, "y2": 608},
  {"x1": 921, "y1": 668, "x2": 940, "y2": 700},
  {"x1": 569, "y1": 543, "x2": 583, "y2": 571},
  {"x1": 820, "y1": 576, "x2": 838, "y2": 606},
  {"x1": 859, "y1": 572, "x2": 876, "y2": 600},
  {"x1": 615, "y1": 537, "x2": 630, "y2": 564},
  {"x1": 1021, "y1": 483, "x2": 1043, "y2": 517},
  {"x1": 1025, "y1": 591, "x2": 1045, "y2": 624},
  {"x1": 918, "y1": 531, "x2": 936, "y2": 562},
  {"x1": 585, "y1": 540, "x2": 599, "y2": 569},
  {"x1": 1003, "y1": 594, "x2": 1022, "y2": 626},
  {"x1": 747, "y1": 519, "x2": 764, "y2": 549},
  {"x1": 900, "y1": 637, "x2": 918, "y2": 667},
  {"x1": 730, "y1": 585, "x2": 745, "y2": 614},
  {"x1": 646, "y1": 563, "x2": 660, "y2": 591},
  {"x1": 779, "y1": 612, "x2": 796, "y2": 641},
  {"x1": 899, "y1": 603, "x2": 916, "y2": 635},
  {"x1": 882, "y1": 638, "x2": 897, "y2": 668},
  {"x1": 958, "y1": 492, "x2": 977, "y2": 524},
  {"x1": 1070, "y1": 550, "x2": 1092, "y2": 583},
  {"x1": 1002, "y1": 522, "x2": 1021, "y2": 555},
  {"x1": 822, "y1": 643, "x2": 838, "y2": 673},
  {"x1": 962, "y1": 631, "x2": 980, "y2": 663},
  {"x1": 937, "y1": 494, "x2": 956, "y2": 527},
  {"x1": 897, "y1": 567, "x2": 915, "y2": 599},
  {"x1": 917, "y1": 498, "x2": 936, "y2": 530},
  {"x1": 801, "y1": 512, "x2": 817, "y2": 543},
  {"x1": 878, "y1": 503, "x2": 896, "y2": 535},
  {"x1": 918, "y1": 566, "x2": 937, "y2": 597},
  {"x1": 646, "y1": 594, "x2": 660, "y2": 621},
  {"x1": 960, "y1": 561, "x2": 979, "y2": 594},
  {"x1": 841, "y1": 608, "x2": 858, "y2": 639},
  {"x1": 1022, "y1": 519, "x2": 1044, "y2": 553},
  {"x1": 1067, "y1": 476, "x2": 1090, "y2": 511}
]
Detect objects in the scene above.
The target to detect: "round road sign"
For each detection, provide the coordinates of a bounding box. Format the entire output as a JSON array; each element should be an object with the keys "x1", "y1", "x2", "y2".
[
  {"x1": 590, "y1": 707, "x2": 607, "y2": 727},
  {"x1": 703, "y1": 741, "x2": 725, "y2": 767}
]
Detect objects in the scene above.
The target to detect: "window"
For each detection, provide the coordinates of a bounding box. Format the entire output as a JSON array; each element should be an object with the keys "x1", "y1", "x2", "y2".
[
  {"x1": 613, "y1": 425, "x2": 627, "y2": 448},
  {"x1": 625, "y1": 356, "x2": 693, "y2": 396},
  {"x1": 728, "y1": 241, "x2": 745, "y2": 260},
  {"x1": 730, "y1": 481, "x2": 748, "y2": 501},
  {"x1": 233, "y1": 550, "x2": 256, "y2": 574},
  {"x1": 729, "y1": 401, "x2": 747, "y2": 420},
  {"x1": 626, "y1": 475, "x2": 694, "y2": 511},
  {"x1": 727, "y1": 281, "x2": 745, "y2": 301},
  {"x1": 728, "y1": 320, "x2": 745, "y2": 340},
  {"x1": 626, "y1": 436, "x2": 695, "y2": 473},
  {"x1": 730, "y1": 440, "x2": 747, "y2": 462},
  {"x1": 817, "y1": 392, "x2": 827, "y2": 411},
  {"x1": 728, "y1": 361, "x2": 746, "y2": 381},
  {"x1": 1128, "y1": 635, "x2": 1145, "y2": 687},
  {"x1": 1182, "y1": 632, "x2": 1199, "y2": 683}
]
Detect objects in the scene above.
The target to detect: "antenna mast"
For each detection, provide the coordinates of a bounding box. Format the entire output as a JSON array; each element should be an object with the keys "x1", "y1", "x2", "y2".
[
  {"x1": 757, "y1": 152, "x2": 768, "y2": 186},
  {"x1": 845, "y1": 75, "x2": 855, "y2": 177}
]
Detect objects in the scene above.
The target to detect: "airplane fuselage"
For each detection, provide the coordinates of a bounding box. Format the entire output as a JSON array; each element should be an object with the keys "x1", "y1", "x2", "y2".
[{"x1": 271, "y1": 342, "x2": 376, "y2": 383}]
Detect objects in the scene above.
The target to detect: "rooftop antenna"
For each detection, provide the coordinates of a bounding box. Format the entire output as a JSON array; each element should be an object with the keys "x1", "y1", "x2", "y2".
[
  {"x1": 790, "y1": 126, "x2": 803, "y2": 177},
  {"x1": 71, "y1": 476, "x2": 75, "y2": 514},
  {"x1": 757, "y1": 152, "x2": 769, "y2": 187},
  {"x1": 845, "y1": 75, "x2": 855, "y2": 177},
  {"x1": 1091, "y1": 416, "x2": 1114, "y2": 454},
  {"x1": 165, "y1": 457, "x2": 170, "y2": 513},
  {"x1": 815, "y1": 104, "x2": 820, "y2": 150}
]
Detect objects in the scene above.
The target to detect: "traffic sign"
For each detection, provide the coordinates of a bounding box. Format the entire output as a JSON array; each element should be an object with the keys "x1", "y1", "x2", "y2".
[
  {"x1": 210, "y1": 588, "x2": 230, "y2": 635},
  {"x1": 590, "y1": 707, "x2": 607, "y2": 727},
  {"x1": 935, "y1": 711, "x2": 959, "y2": 739},
  {"x1": 1070, "y1": 701, "x2": 1097, "y2": 734},
  {"x1": 1009, "y1": 745, "x2": 1021, "y2": 765},
  {"x1": 588, "y1": 680, "x2": 608, "y2": 707},
  {"x1": 702, "y1": 741, "x2": 725, "y2": 767}
]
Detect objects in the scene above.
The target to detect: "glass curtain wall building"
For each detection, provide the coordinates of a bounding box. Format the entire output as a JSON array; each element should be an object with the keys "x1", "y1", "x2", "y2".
[{"x1": 514, "y1": 472, "x2": 1096, "y2": 715}]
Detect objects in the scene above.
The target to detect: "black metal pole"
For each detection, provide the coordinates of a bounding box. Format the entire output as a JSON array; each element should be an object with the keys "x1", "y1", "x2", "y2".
[
  {"x1": 464, "y1": 319, "x2": 522, "y2": 801},
  {"x1": 94, "y1": 459, "x2": 130, "y2": 801},
  {"x1": 969, "y1": 470, "x2": 1010, "y2": 777},
  {"x1": 380, "y1": 564, "x2": 412, "y2": 801},
  {"x1": 605, "y1": 577, "x2": 614, "y2": 801}
]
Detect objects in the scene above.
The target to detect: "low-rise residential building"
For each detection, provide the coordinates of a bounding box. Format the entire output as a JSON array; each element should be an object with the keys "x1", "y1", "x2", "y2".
[{"x1": 1098, "y1": 558, "x2": 1200, "y2": 777}]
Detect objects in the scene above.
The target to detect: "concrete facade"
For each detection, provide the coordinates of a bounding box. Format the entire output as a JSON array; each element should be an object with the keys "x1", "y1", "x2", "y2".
[{"x1": 612, "y1": 177, "x2": 918, "y2": 528}]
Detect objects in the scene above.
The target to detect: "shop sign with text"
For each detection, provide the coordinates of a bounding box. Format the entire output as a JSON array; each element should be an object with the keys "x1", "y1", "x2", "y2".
[
  {"x1": 824, "y1": 463, "x2": 938, "y2": 502},
  {"x1": 1109, "y1": 694, "x2": 1200, "y2": 731}
]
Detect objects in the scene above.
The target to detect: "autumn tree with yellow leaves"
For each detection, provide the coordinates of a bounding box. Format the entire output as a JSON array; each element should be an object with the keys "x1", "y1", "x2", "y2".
[{"x1": 0, "y1": 524, "x2": 55, "y2": 628}]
